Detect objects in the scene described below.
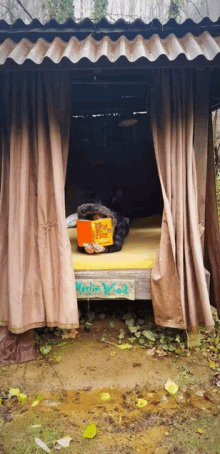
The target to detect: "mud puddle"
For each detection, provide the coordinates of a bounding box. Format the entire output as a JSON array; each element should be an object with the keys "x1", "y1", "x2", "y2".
[{"x1": 1, "y1": 386, "x2": 220, "y2": 454}]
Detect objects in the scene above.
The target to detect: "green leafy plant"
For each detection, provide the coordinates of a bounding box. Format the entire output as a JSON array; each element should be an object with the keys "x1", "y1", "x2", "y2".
[
  {"x1": 47, "y1": 0, "x2": 74, "y2": 23},
  {"x1": 167, "y1": 0, "x2": 183, "y2": 23},
  {"x1": 92, "y1": 0, "x2": 108, "y2": 21}
]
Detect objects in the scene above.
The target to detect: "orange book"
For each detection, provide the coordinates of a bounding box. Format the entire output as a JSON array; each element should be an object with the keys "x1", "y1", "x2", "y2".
[{"x1": 76, "y1": 218, "x2": 113, "y2": 247}]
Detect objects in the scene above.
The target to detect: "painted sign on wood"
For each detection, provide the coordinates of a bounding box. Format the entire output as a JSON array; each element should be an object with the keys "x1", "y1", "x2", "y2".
[{"x1": 75, "y1": 279, "x2": 135, "y2": 300}]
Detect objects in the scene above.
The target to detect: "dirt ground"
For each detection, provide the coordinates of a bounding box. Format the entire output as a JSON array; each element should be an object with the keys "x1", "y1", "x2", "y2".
[{"x1": 0, "y1": 302, "x2": 220, "y2": 454}]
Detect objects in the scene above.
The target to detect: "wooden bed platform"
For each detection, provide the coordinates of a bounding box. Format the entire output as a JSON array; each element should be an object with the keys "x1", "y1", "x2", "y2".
[
  {"x1": 69, "y1": 216, "x2": 161, "y2": 299},
  {"x1": 69, "y1": 215, "x2": 210, "y2": 300}
]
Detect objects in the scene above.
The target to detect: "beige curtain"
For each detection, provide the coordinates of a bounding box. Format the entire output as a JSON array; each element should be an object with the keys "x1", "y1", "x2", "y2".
[
  {"x1": 0, "y1": 71, "x2": 79, "y2": 344},
  {"x1": 204, "y1": 115, "x2": 220, "y2": 316},
  {"x1": 150, "y1": 69, "x2": 214, "y2": 330}
]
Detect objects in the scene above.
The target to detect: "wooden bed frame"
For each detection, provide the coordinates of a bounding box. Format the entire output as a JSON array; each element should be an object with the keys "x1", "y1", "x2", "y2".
[{"x1": 74, "y1": 268, "x2": 210, "y2": 300}]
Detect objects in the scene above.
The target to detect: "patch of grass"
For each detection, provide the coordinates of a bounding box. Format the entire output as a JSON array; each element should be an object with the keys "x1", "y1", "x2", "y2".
[
  {"x1": 160, "y1": 413, "x2": 220, "y2": 454},
  {"x1": 2, "y1": 411, "x2": 63, "y2": 454}
]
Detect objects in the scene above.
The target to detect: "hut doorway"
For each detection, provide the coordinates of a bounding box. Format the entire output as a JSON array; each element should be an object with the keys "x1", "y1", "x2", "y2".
[{"x1": 65, "y1": 82, "x2": 163, "y2": 221}]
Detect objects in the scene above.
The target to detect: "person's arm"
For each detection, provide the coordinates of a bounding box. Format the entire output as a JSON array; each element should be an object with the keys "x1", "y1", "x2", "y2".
[{"x1": 106, "y1": 217, "x2": 130, "y2": 253}]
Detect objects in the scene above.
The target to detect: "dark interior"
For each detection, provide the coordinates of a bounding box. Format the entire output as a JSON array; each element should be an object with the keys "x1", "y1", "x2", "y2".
[{"x1": 65, "y1": 82, "x2": 163, "y2": 220}]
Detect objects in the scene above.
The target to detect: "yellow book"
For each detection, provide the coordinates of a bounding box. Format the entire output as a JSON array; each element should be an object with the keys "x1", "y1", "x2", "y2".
[{"x1": 77, "y1": 218, "x2": 113, "y2": 247}]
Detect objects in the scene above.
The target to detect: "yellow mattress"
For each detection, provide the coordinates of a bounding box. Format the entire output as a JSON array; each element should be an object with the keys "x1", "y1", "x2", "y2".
[{"x1": 69, "y1": 215, "x2": 161, "y2": 271}]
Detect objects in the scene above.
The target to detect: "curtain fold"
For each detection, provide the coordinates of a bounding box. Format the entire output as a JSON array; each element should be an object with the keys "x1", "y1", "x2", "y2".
[
  {"x1": 0, "y1": 71, "x2": 78, "y2": 364},
  {"x1": 204, "y1": 115, "x2": 220, "y2": 316},
  {"x1": 150, "y1": 69, "x2": 214, "y2": 330}
]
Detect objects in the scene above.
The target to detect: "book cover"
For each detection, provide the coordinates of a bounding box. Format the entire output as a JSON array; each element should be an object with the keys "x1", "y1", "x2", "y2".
[{"x1": 77, "y1": 218, "x2": 113, "y2": 247}]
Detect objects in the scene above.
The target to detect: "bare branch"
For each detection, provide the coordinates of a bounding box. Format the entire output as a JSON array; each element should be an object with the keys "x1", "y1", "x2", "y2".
[
  {"x1": 183, "y1": 0, "x2": 203, "y2": 19},
  {"x1": 0, "y1": 1, "x2": 17, "y2": 19},
  {"x1": 0, "y1": 1, "x2": 13, "y2": 12},
  {"x1": 205, "y1": 0, "x2": 209, "y2": 16},
  {"x1": 14, "y1": 0, "x2": 33, "y2": 20}
]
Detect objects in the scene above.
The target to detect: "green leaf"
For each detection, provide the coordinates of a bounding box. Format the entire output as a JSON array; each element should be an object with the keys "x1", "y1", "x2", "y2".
[
  {"x1": 100, "y1": 334, "x2": 106, "y2": 342},
  {"x1": 142, "y1": 330, "x2": 156, "y2": 342},
  {"x1": 136, "y1": 398, "x2": 148, "y2": 408},
  {"x1": 118, "y1": 343, "x2": 132, "y2": 350},
  {"x1": 139, "y1": 338, "x2": 145, "y2": 344},
  {"x1": 9, "y1": 388, "x2": 20, "y2": 397},
  {"x1": 36, "y1": 394, "x2": 43, "y2": 402},
  {"x1": 55, "y1": 354, "x2": 61, "y2": 363},
  {"x1": 128, "y1": 337, "x2": 136, "y2": 344},
  {"x1": 83, "y1": 424, "x2": 97, "y2": 439},
  {"x1": 125, "y1": 318, "x2": 134, "y2": 326},
  {"x1": 165, "y1": 379, "x2": 179, "y2": 395},
  {"x1": 135, "y1": 331, "x2": 141, "y2": 338},
  {"x1": 40, "y1": 345, "x2": 52, "y2": 356},
  {"x1": 57, "y1": 342, "x2": 67, "y2": 347},
  {"x1": 100, "y1": 393, "x2": 110, "y2": 401},
  {"x1": 31, "y1": 400, "x2": 39, "y2": 407},
  {"x1": 129, "y1": 326, "x2": 139, "y2": 333},
  {"x1": 197, "y1": 428, "x2": 203, "y2": 434},
  {"x1": 0, "y1": 398, "x2": 2, "y2": 405},
  {"x1": 17, "y1": 393, "x2": 27, "y2": 403}
]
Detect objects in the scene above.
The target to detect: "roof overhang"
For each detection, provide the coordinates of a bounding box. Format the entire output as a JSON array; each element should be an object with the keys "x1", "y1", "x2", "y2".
[{"x1": 1, "y1": 32, "x2": 220, "y2": 70}]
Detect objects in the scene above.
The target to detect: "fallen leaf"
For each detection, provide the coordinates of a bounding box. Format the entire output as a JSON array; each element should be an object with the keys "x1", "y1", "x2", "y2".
[
  {"x1": 132, "y1": 363, "x2": 142, "y2": 368},
  {"x1": 35, "y1": 437, "x2": 51, "y2": 452},
  {"x1": 136, "y1": 398, "x2": 148, "y2": 408},
  {"x1": 9, "y1": 388, "x2": 20, "y2": 397},
  {"x1": 31, "y1": 400, "x2": 39, "y2": 407},
  {"x1": 36, "y1": 394, "x2": 43, "y2": 401},
  {"x1": 40, "y1": 345, "x2": 51, "y2": 356},
  {"x1": 165, "y1": 379, "x2": 179, "y2": 395},
  {"x1": 17, "y1": 393, "x2": 27, "y2": 403},
  {"x1": 195, "y1": 390, "x2": 204, "y2": 397},
  {"x1": 209, "y1": 361, "x2": 216, "y2": 369},
  {"x1": 100, "y1": 393, "x2": 111, "y2": 401},
  {"x1": 83, "y1": 386, "x2": 92, "y2": 391},
  {"x1": 0, "y1": 398, "x2": 2, "y2": 405},
  {"x1": 118, "y1": 344, "x2": 132, "y2": 350},
  {"x1": 110, "y1": 350, "x2": 116, "y2": 357},
  {"x1": 62, "y1": 329, "x2": 77, "y2": 339},
  {"x1": 156, "y1": 350, "x2": 168, "y2": 357},
  {"x1": 55, "y1": 354, "x2": 61, "y2": 363},
  {"x1": 30, "y1": 425, "x2": 42, "y2": 428},
  {"x1": 146, "y1": 347, "x2": 156, "y2": 356},
  {"x1": 83, "y1": 424, "x2": 97, "y2": 439},
  {"x1": 57, "y1": 436, "x2": 72, "y2": 448},
  {"x1": 109, "y1": 322, "x2": 114, "y2": 328},
  {"x1": 197, "y1": 428, "x2": 203, "y2": 434}
]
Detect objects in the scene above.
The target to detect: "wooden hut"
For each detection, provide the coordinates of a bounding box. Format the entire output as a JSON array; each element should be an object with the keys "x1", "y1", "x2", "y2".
[{"x1": 0, "y1": 17, "x2": 220, "y2": 364}]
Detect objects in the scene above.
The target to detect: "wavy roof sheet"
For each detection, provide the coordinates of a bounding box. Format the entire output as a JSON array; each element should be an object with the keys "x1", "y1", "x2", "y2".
[
  {"x1": 1, "y1": 31, "x2": 220, "y2": 66},
  {"x1": 1, "y1": 17, "x2": 220, "y2": 34}
]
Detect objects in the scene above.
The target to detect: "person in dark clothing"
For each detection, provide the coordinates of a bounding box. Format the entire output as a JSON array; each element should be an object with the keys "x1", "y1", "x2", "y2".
[{"x1": 66, "y1": 200, "x2": 130, "y2": 254}]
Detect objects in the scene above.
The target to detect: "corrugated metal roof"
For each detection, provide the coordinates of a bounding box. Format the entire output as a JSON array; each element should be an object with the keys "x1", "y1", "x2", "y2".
[
  {"x1": 1, "y1": 31, "x2": 220, "y2": 66},
  {"x1": 1, "y1": 17, "x2": 220, "y2": 34},
  {"x1": 1, "y1": 17, "x2": 220, "y2": 42}
]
